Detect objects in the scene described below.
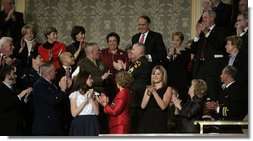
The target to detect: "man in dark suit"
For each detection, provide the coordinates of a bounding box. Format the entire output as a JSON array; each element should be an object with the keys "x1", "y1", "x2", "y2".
[
  {"x1": 132, "y1": 15, "x2": 166, "y2": 68},
  {"x1": 32, "y1": 62, "x2": 72, "y2": 135},
  {"x1": 210, "y1": 0, "x2": 232, "y2": 35},
  {"x1": 191, "y1": 10, "x2": 226, "y2": 101},
  {"x1": 0, "y1": 0, "x2": 25, "y2": 56},
  {"x1": 206, "y1": 66, "x2": 244, "y2": 133},
  {"x1": 235, "y1": 13, "x2": 248, "y2": 56},
  {"x1": 0, "y1": 65, "x2": 32, "y2": 135}
]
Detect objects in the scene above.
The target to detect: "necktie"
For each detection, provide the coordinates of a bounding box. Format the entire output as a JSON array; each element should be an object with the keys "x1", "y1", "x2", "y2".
[
  {"x1": 66, "y1": 67, "x2": 71, "y2": 78},
  {"x1": 200, "y1": 37, "x2": 207, "y2": 60},
  {"x1": 139, "y1": 34, "x2": 145, "y2": 44}
]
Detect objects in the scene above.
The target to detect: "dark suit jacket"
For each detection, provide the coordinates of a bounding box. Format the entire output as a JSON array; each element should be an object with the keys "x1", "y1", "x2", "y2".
[
  {"x1": 32, "y1": 77, "x2": 68, "y2": 135},
  {"x1": 78, "y1": 57, "x2": 110, "y2": 93},
  {"x1": 129, "y1": 55, "x2": 151, "y2": 108},
  {"x1": 0, "y1": 82, "x2": 23, "y2": 135},
  {"x1": 132, "y1": 30, "x2": 167, "y2": 65},
  {"x1": 192, "y1": 25, "x2": 226, "y2": 78},
  {"x1": 0, "y1": 11, "x2": 25, "y2": 52}
]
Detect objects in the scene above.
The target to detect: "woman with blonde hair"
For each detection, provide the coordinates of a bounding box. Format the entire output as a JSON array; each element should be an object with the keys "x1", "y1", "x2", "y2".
[
  {"x1": 172, "y1": 79, "x2": 207, "y2": 133},
  {"x1": 139, "y1": 65, "x2": 172, "y2": 133}
]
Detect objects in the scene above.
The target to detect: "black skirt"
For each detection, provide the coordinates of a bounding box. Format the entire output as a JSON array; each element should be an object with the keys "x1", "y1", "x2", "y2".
[{"x1": 69, "y1": 115, "x2": 100, "y2": 136}]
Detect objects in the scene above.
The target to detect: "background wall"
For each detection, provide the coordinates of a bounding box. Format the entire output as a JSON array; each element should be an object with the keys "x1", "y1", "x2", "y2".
[{"x1": 25, "y1": 0, "x2": 192, "y2": 50}]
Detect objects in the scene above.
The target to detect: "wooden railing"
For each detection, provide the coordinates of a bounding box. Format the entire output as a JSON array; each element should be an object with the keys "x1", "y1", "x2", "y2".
[{"x1": 194, "y1": 120, "x2": 248, "y2": 134}]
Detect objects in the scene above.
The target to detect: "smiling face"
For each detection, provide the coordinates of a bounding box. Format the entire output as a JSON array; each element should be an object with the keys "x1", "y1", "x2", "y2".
[
  {"x1": 47, "y1": 32, "x2": 58, "y2": 43},
  {"x1": 138, "y1": 17, "x2": 149, "y2": 34},
  {"x1": 152, "y1": 68, "x2": 163, "y2": 84},
  {"x1": 107, "y1": 36, "x2": 118, "y2": 51}
]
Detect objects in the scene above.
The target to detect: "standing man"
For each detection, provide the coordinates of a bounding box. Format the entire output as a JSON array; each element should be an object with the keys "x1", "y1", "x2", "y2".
[
  {"x1": 191, "y1": 10, "x2": 226, "y2": 101},
  {"x1": 0, "y1": 0, "x2": 25, "y2": 56},
  {"x1": 132, "y1": 15, "x2": 166, "y2": 68},
  {"x1": 32, "y1": 62, "x2": 72, "y2": 135},
  {"x1": 0, "y1": 65, "x2": 32, "y2": 135}
]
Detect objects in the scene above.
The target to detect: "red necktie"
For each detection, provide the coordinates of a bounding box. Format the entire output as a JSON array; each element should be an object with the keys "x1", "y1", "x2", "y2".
[{"x1": 139, "y1": 34, "x2": 145, "y2": 44}]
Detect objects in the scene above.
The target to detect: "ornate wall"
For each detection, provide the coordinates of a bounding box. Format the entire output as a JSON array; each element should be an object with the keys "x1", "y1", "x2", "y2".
[{"x1": 25, "y1": 0, "x2": 192, "y2": 50}]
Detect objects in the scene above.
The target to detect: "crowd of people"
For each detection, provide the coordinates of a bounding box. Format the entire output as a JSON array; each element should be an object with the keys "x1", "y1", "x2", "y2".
[{"x1": 0, "y1": 0, "x2": 248, "y2": 136}]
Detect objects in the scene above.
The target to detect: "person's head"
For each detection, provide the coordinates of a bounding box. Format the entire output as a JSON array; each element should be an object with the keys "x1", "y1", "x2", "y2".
[
  {"x1": 106, "y1": 32, "x2": 120, "y2": 52},
  {"x1": 59, "y1": 52, "x2": 75, "y2": 67},
  {"x1": 172, "y1": 32, "x2": 184, "y2": 48},
  {"x1": 239, "y1": 0, "x2": 248, "y2": 13},
  {"x1": 202, "y1": 10, "x2": 216, "y2": 28},
  {"x1": 43, "y1": 26, "x2": 58, "y2": 43},
  {"x1": 85, "y1": 43, "x2": 100, "y2": 60},
  {"x1": 0, "y1": 65, "x2": 16, "y2": 85},
  {"x1": 171, "y1": 88, "x2": 179, "y2": 103},
  {"x1": 70, "y1": 25, "x2": 86, "y2": 42},
  {"x1": 0, "y1": 37, "x2": 14, "y2": 57},
  {"x1": 188, "y1": 79, "x2": 207, "y2": 99},
  {"x1": 2, "y1": 0, "x2": 15, "y2": 13},
  {"x1": 151, "y1": 65, "x2": 167, "y2": 86},
  {"x1": 137, "y1": 15, "x2": 151, "y2": 33},
  {"x1": 39, "y1": 62, "x2": 56, "y2": 81},
  {"x1": 130, "y1": 43, "x2": 145, "y2": 61},
  {"x1": 21, "y1": 25, "x2": 36, "y2": 41},
  {"x1": 220, "y1": 65, "x2": 237, "y2": 84},
  {"x1": 29, "y1": 51, "x2": 43, "y2": 69},
  {"x1": 201, "y1": 0, "x2": 212, "y2": 10},
  {"x1": 115, "y1": 71, "x2": 133, "y2": 89},
  {"x1": 236, "y1": 13, "x2": 248, "y2": 29},
  {"x1": 225, "y1": 35, "x2": 242, "y2": 54},
  {"x1": 72, "y1": 71, "x2": 92, "y2": 94},
  {"x1": 209, "y1": 0, "x2": 220, "y2": 6}
]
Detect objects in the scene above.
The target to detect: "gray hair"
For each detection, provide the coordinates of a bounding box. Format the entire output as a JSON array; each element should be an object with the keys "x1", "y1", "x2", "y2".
[
  {"x1": 133, "y1": 43, "x2": 145, "y2": 54},
  {"x1": 205, "y1": 10, "x2": 217, "y2": 20},
  {"x1": 0, "y1": 37, "x2": 13, "y2": 51}
]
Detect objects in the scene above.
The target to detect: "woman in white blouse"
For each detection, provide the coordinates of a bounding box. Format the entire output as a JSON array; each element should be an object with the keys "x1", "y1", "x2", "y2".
[{"x1": 69, "y1": 71, "x2": 100, "y2": 136}]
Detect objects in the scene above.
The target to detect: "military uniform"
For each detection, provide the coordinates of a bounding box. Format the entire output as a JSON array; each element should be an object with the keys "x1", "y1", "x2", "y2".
[{"x1": 129, "y1": 55, "x2": 151, "y2": 133}]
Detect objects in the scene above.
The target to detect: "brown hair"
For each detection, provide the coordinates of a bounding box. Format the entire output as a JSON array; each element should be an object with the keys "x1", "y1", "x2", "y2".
[
  {"x1": 43, "y1": 26, "x2": 57, "y2": 39},
  {"x1": 225, "y1": 35, "x2": 243, "y2": 50},
  {"x1": 115, "y1": 71, "x2": 133, "y2": 88}
]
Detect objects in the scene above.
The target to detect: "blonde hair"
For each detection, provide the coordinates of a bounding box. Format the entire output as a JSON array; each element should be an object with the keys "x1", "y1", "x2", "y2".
[
  {"x1": 191, "y1": 79, "x2": 207, "y2": 98},
  {"x1": 115, "y1": 71, "x2": 133, "y2": 88},
  {"x1": 151, "y1": 65, "x2": 167, "y2": 86},
  {"x1": 21, "y1": 25, "x2": 36, "y2": 37}
]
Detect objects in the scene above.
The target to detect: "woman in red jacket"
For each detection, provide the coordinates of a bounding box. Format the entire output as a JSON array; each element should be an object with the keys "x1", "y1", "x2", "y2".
[
  {"x1": 38, "y1": 26, "x2": 66, "y2": 70},
  {"x1": 96, "y1": 71, "x2": 133, "y2": 134}
]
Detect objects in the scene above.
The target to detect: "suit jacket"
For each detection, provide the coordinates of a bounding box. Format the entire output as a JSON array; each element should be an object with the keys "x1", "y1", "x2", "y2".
[
  {"x1": 0, "y1": 11, "x2": 24, "y2": 51},
  {"x1": 217, "y1": 82, "x2": 243, "y2": 121},
  {"x1": 240, "y1": 30, "x2": 248, "y2": 57},
  {"x1": 104, "y1": 88, "x2": 131, "y2": 133},
  {"x1": 32, "y1": 77, "x2": 68, "y2": 135},
  {"x1": 132, "y1": 30, "x2": 167, "y2": 65},
  {"x1": 192, "y1": 25, "x2": 226, "y2": 78},
  {"x1": 77, "y1": 57, "x2": 109, "y2": 93},
  {"x1": 0, "y1": 82, "x2": 23, "y2": 135},
  {"x1": 129, "y1": 55, "x2": 151, "y2": 108}
]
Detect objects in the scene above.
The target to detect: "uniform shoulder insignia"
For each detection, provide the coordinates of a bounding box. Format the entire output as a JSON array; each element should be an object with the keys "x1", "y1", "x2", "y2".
[
  {"x1": 134, "y1": 61, "x2": 141, "y2": 68},
  {"x1": 128, "y1": 67, "x2": 134, "y2": 73}
]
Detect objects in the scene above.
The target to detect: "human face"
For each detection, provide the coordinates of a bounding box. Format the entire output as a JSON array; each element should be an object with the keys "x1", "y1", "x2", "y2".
[
  {"x1": 188, "y1": 83, "x2": 194, "y2": 98},
  {"x1": 138, "y1": 18, "x2": 149, "y2": 33},
  {"x1": 130, "y1": 44, "x2": 140, "y2": 61},
  {"x1": 225, "y1": 40, "x2": 236, "y2": 54},
  {"x1": 34, "y1": 55, "x2": 43, "y2": 66},
  {"x1": 236, "y1": 15, "x2": 248, "y2": 29},
  {"x1": 2, "y1": 41, "x2": 14, "y2": 57},
  {"x1": 172, "y1": 35, "x2": 182, "y2": 48},
  {"x1": 220, "y1": 69, "x2": 228, "y2": 83},
  {"x1": 47, "y1": 32, "x2": 58, "y2": 43},
  {"x1": 202, "y1": 11, "x2": 214, "y2": 28},
  {"x1": 239, "y1": 0, "x2": 248, "y2": 13},
  {"x1": 65, "y1": 54, "x2": 75, "y2": 65},
  {"x1": 48, "y1": 66, "x2": 56, "y2": 80},
  {"x1": 108, "y1": 36, "x2": 118, "y2": 51},
  {"x1": 3, "y1": 0, "x2": 14, "y2": 13},
  {"x1": 152, "y1": 69, "x2": 163, "y2": 84},
  {"x1": 92, "y1": 45, "x2": 100, "y2": 60},
  {"x1": 8, "y1": 69, "x2": 17, "y2": 85},
  {"x1": 24, "y1": 29, "x2": 35, "y2": 41},
  {"x1": 76, "y1": 32, "x2": 85, "y2": 42},
  {"x1": 86, "y1": 75, "x2": 93, "y2": 87}
]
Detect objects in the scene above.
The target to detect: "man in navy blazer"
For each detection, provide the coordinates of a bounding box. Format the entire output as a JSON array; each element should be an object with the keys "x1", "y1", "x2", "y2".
[
  {"x1": 132, "y1": 15, "x2": 167, "y2": 68},
  {"x1": 32, "y1": 62, "x2": 72, "y2": 135}
]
